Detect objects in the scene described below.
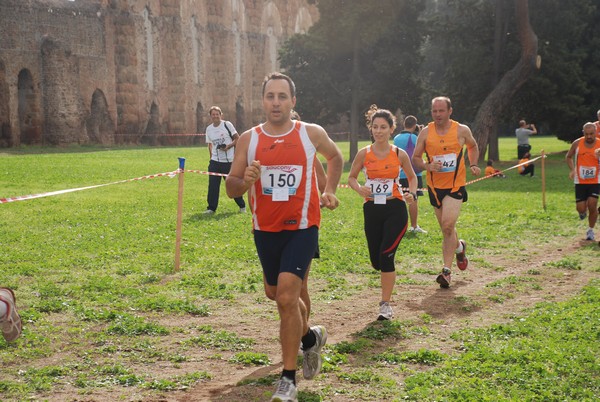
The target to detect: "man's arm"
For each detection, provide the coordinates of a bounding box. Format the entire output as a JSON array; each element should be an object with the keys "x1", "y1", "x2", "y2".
[
  {"x1": 314, "y1": 158, "x2": 327, "y2": 194},
  {"x1": 225, "y1": 131, "x2": 258, "y2": 198},
  {"x1": 565, "y1": 139, "x2": 579, "y2": 180},
  {"x1": 529, "y1": 124, "x2": 537, "y2": 135},
  {"x1": 461, "y1": 125, "x2": 481, "y2": 176},
  {"x1": 412, "y1": 128, "x2": 434, "y2": 172},
  {"x1": 307, "y1": 124, "x2": 343, "y2": 210},
  {"x1": 225, "y1": 122, "x2": 239, "y2": 150}
]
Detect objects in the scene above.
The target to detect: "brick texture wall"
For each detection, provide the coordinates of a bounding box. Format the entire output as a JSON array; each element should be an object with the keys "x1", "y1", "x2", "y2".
[{"x1": 0, "y1": 0, "x2": 318, "y2": 147}]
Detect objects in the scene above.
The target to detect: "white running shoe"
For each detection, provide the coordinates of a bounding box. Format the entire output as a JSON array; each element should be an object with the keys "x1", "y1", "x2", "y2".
[
  {"x1": 377, "y1": 301, "x2": 393, "y2": 321},
  {"x1": 0, "y1": 288, "x2": 22, "y2": 343},
  {"x1": 302, "y1": 325, "x2": 327, "y2": 380},
  {"x1": 202, "y1": 209, "x2": 215, "y2": 215},
  {"x1": 585, "y1": 229, "x2": 595, "y2": 241},
  {"x1": 407, "y1": 227, "x2": 415, "y2": 233},
  {"x1": 412, "y1": 226, "x2": 427, "y2": 234},
  {"x1": 239, "y1": 207, "x2": 246, "y2": 213},
  {"x1": 270, "y1": 377, "x2": 297, "y2": 402}
]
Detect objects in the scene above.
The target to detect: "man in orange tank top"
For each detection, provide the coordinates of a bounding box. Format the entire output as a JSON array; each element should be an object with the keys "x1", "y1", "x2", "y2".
[
  {"x1": 226, "y1": 73, "x2": 343, "y2": 402},
  {"x1": 412, "y1": 97, "x2": 481, "y2": 288},
  {"x1": 565, "y1": 122, "x2": 600, "y2": 241}
]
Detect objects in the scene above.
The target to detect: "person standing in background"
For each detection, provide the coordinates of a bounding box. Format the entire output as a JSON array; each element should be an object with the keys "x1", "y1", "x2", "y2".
[
  {"x1": 203, "y1": 106, "x2": 246, "y2": 215},
  {"x1": 515, "y1": 119, "x2": 537, "y2": 159},
  {"x1": 394, "y1": 115, "x2": 427, "y2": 233}
]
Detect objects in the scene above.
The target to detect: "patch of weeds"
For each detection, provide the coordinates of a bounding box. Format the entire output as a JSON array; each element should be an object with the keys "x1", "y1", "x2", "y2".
[
  {"x1": 544, "y1": 257, "x2": 582, "y2": 271},
  {"x1": 333, "y1": 338, "x2": 373, "y2": 354},
  {"x1": 374, "y1": 348, "x2": 445, "y2": 366},
  {"x1": 22, "y1": 365, "x2": 71, "y2": 392},
  {"x1": 396, "y1": 277, "x2": 430, "y2": 285},
  {"x1": 451, "y1": 295, "x2": 482, "y2": 312},
  {"x1": 134, "y1": 296, "x2": 209, "y2": 315},
  {"x1": 237, "y1": 374, "x2": 278, "y2": 387},
  {"x1": 355, "y1": 320, "x2": 407, "y2": 341},
  {"x1": 168, "y1": 354, "x2": 188, "y2": 363},
  {"x1": 488, "y1": 295, "x2": 506, "y2": 303},
  {"x1": 297, "y1": 390, "x2": 323, "y2": 402},
  {"x1": 337, "y1": 369, "x2": 395, "y2": 387},
  {"x1": 186, "y1": 325, "x2": 254, "y2": 351},
  {"x1": 413, "y1": 267, "x2": 440, "y2": 275},
  {"x1": 321, "y1": 351, "x2": 349, "y2": 373},
  {"x1": 527, "y1": 268, "x2": 541, "y2": 275},
  {"x1": 420, "y1": 313, "x2": 433, "y2": 324},
  {"x1": 486, "y1": 275, "x2": 534, "y2": 289},
  {"x1": 105, "y1": 314, "x2": 169, "y2": 336},
  {"x1": 229, "y1": 352, "x2": 270, "y2": 366}
]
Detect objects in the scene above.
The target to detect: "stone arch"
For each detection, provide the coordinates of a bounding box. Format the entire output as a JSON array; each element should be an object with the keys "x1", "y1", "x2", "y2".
[
  {"x1": 295, "y1": 6, "x2": 313, "y2": 34},
  {"x1": 0, "y1": 60, "x2": 11, "y2": 147},
  {"x1": 261, "y1": 2, "x2": 283, "y2": 73},
  {"x1": 86, "y1": 89, "x2": 114, "y2": 145},
  {"x1": 142, "y1": 101, "x2": 161, "y2": 145},
  {"x1": 17, "y1": 68, "x2": 42, "y2": 145}
]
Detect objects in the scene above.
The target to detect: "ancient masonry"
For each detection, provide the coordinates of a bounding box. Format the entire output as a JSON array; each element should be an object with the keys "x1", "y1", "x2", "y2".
[{"x1": 0, "y1": 0, "x2": 318, "y2": 147}]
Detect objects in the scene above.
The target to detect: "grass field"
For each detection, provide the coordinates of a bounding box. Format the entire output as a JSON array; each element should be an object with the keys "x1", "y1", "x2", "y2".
[{"x1": 0, "y1": 136, "x2": 598, "y2": 401}]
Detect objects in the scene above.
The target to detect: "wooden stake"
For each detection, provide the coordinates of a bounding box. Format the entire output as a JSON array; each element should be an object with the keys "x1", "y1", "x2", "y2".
[
  {"x1": 174, "y1": 157, "x2": 185, "y2": 272},
  {"x1": 541, "y1": 149, "x2": 546, "y2": 211}
]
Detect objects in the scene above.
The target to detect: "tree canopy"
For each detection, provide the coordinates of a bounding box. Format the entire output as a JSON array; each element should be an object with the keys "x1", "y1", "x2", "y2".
[{"x1": 279, "y1": 0, "x2": 600, "y2": 157}]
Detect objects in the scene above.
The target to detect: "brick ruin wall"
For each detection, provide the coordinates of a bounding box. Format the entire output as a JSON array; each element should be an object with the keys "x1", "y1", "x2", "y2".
[{"x1": 0, "y1": 0, "x2": 318, "y2": 147}]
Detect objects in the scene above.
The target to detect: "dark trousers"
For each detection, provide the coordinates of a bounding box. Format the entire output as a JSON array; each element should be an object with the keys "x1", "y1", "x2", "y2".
[
  {"x1": 517, "y1": 144, "x2": 531, "y2": 159},
  {"x1": 207, "y1": 160, "x2": 245, "y2": 211},
  {"x1": 520, "y1": 164, "x2": 534, "y2": 177}
]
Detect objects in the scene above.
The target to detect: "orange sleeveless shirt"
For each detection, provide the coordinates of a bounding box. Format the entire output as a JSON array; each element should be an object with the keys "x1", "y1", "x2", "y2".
[
  {"x1": 247, "y1": 121, "x2": 321, "y2": 232},
  {"x1": 362, "y1": 145, "x2": 404, "y2": 202},
  {"x1": 424, "y1": 120, "x2": 466, "y2": 191},
  {"x1": 574, "y1": 137, "x2": 600, "y2": 184}
]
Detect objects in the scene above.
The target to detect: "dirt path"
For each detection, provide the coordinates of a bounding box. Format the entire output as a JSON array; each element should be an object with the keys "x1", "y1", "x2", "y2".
[{"x1": 145, "y1": 235, "x2": 598, "y2": 402}]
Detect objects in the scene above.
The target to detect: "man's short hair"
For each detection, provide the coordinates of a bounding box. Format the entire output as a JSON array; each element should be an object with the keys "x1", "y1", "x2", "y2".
[
  {"x1": 209, "y1": 106, "x2": 222, "y2": 115},
  {"x1": 262, "y1": 72, "x2": 296, "y2": 98},
  {"x1": 431, "y1": 96, "x2": 452, "y2": 109},
  {"x1": 519, "y1": 120, "x2": 527, "y2": 127},
  {"x1": 404, "y1": 115, "x2": 417, "y2": 129}
]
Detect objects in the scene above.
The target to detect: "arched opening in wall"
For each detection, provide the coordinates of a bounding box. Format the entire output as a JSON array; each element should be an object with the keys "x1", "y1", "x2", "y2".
[
  {"x1": 236, "y1": 98, "x2": 245, "y2": 133},
  {"x1": 86, "y1": 89, "x2": 114, "y2": 145},
  {"x1": 142, "y1": 102, "x2": 160, "y2": 145},
  {"x1": 18, "y1": 69, "x2": 42, "y2": 145},
  {"x1": 195, "y1": 102, "x2": 204, "y2": 145},
  {"x1": 0, "y1": 61, "x2": 11, "y2": 148}
]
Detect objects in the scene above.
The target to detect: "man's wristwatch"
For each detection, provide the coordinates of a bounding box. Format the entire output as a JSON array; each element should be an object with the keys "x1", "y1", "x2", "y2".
[{"x1": 410, "y1": 192, "x2": 418, "y2": 200}]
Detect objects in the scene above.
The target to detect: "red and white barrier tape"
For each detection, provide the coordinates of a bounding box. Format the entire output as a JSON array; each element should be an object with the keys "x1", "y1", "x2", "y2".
[
  {"x1": 0, "y1": 170, "x2": 178, "y2": 204},
  {"x1": 1, "y1": 154, "x2": 551, "y2": 205},
  {"x1": 113, "y1": 133, "x2": 206, "y2": 137}
]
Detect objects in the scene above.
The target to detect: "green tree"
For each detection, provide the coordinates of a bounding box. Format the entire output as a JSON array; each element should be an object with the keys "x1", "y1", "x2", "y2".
[{"x1": 279, "y1": 0, "x2": 425, "y2": 161}]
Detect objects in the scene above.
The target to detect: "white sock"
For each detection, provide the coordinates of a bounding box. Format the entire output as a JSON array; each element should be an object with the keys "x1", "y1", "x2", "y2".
[
  {"x1": 0, "y1": 300, "x2": 7, "y2": 320},
  {"x1": 455, "y1": 242, "x2": 463, "y2": 253}
]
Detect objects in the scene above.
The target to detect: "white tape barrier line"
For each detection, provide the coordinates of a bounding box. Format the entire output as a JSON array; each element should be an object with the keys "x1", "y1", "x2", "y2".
[
  {"x1": 1, "y1": 155, "x2": 548, "y2": 204},
  {"x1": 0, "y1": 171, "x2": 178, "y2": 204}
]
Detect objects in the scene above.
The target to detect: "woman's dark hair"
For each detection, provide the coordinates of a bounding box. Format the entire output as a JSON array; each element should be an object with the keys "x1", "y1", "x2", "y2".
[{"x1": 365, "y1": 104, "x2": 396, "y2": 130}]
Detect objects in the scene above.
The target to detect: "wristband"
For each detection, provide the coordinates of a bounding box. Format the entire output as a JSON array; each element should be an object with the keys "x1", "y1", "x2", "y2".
[
  {"x1": 411, "y1": 192, "x2": 418, "y2": 200},
  {"x1": 470, "y1": 164, "x2": 478, "y2": 168}
]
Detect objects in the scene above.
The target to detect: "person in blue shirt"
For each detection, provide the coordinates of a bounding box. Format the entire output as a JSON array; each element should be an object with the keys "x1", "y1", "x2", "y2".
[{"x1": 393, "y1": 115, "x2": 426, "y2": 233}]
